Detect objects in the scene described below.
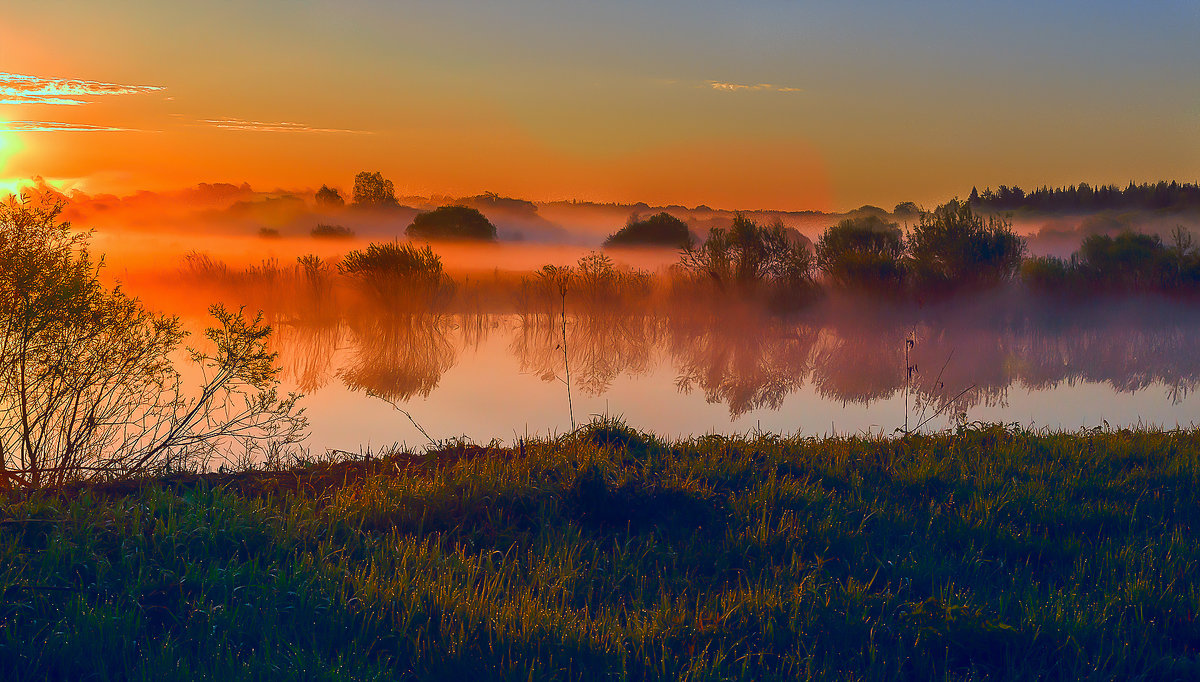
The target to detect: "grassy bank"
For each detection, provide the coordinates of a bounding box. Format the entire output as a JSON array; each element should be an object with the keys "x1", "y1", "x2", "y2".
[{"x1": 2, "y1": 422, "x2": 1198, "y2": 680}]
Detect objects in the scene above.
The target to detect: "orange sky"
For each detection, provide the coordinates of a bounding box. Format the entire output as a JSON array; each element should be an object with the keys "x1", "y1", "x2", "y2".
[{"x1": 1, "y1": 2, "x2": 1197, "y2": 211}]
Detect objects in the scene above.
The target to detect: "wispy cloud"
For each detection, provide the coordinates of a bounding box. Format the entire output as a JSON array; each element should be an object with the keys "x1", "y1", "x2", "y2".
[
  {"x1": 708, "y1": 81, "x2": 803, "y2": 93},
  {"x1": 200, "y1": 117, "x2": 370, "y2": 134},
  {"x1": 0, "y1": 72, "x2": 165, "y2": 105},
  {"x1": 3, "y1": 121, "x2": 136, "y2": 132}
]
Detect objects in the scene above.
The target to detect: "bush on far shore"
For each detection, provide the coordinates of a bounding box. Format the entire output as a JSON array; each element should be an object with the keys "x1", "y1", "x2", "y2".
[
  {"x1": 406, "y1": 205, "x2": 497, "y2": 242},
  {"x1": 604, "y1": 212, "x2": 693, "y2": 249}
]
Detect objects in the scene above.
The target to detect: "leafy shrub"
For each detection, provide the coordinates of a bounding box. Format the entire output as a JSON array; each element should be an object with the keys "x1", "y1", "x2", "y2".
[
  {"x1": 0, "y1": 201, "x2": 303, "y2": 488},
  {"x1": 1020, "y1": 255, "x2": 1072, "y2": 292},
  {"x1": 815, "y1": 215, "x2": 905, "y2": 291},
  {"x1": 906, "y1": 200, "x2": 1025, "y2": 291},
  {"x1": 604, "y1": 212, "x2": 693, "y2": 248},
  {"x1": 1075, "y1": 231, "x2": 1174, "y2": 290},
  {"x1": 406, "y1": 206, "x2": 497, "y2": 241}
]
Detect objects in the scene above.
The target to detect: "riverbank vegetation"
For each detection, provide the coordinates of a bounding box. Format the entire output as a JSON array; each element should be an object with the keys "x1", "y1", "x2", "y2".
[
  {"x1": 1, "y1": 422, "x2": 1198, "y2": 680},
  {"x1": 0, "y1": 201, "x2": 304, "y2": 489}
]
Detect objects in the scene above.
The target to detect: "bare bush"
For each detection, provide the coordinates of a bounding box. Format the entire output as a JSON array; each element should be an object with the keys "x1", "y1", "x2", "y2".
[{"x1": 0, "y1": 200, "x2": 305, "y2": 488}]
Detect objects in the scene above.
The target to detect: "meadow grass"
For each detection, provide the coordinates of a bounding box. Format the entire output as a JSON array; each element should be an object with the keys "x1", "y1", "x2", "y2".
[{"x1": 1, "y1": 421, "x2": 1198, "y2": 680}]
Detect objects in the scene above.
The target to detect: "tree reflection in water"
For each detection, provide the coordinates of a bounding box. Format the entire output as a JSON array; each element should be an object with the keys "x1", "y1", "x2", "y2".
[
  {"x1": 669, "y1": 304, "x2": 817, "y2": 416},
  {"x1": 338, "y1": 311, "x2": 458, "y2": 402},
  {"x1": 273, "y1": 292, "x2": 1200, "y2": 419}
]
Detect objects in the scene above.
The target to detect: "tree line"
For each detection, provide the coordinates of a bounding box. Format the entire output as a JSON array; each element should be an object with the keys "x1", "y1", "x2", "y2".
[
  {"x1": 967, "y1": 181, "x2": 1200, "y2": 213},
  {"x1": 676, "y1": 199, "x2": 1200, "y2": 301}
]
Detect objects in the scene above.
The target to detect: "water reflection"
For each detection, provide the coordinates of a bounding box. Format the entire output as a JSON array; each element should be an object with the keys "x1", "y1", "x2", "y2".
[
  {"x1": 269, "y1": 296, "x2": 1200, "y2": 421},
  {"x1": 511, "y1": 311, "x2": 660, "y2": 396},
  {"x1": 670, "y1": 305, "x2": 817, "y2": 416},
  {"x1": 339, "y1": 313, "x2": 458, "y2": 401}
]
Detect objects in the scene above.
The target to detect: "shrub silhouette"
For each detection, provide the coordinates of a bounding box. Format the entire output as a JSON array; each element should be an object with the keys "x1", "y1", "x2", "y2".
[
  {"x1": 1075, "y1": 232, "x2": 1174, "y2": 291},
  {"x1": 604, "y1": 212, "x2": 693, "y2": 248},
  {"x1": 312, "y1": 224, "x2": 354, "y2": 240},
  {"x1": 906, "y1": 200, "x2": 1025, "y2": 291},
  {"x1": 1023, "y1": 227, "x2": 1200, "y2": 294},
  {"x1": 406, "y1": 205, "x2": 497, "y2": 241},
  {"x1": 1020, "y1": 256, "x2": 1072, "y2": 292},
  {"x1": 679, "y1": 214, "x2": 813, "y2": 297},
  {"x1": 815, "y1": 215, "x2": 905, "y2": 291},
  {"x1": 338, "y1": 241, "x2": 454, "y2": 307}
]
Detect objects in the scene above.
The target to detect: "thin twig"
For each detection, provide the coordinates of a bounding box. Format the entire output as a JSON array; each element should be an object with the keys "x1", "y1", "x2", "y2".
[
  {"x1": 913, "y1": 384, "x2": 978, "y2": 432},
  {"x1": 914, "y1": 348, "x2": 955, "y2": 430},
  {"x1": 560, "y1": 287, "x2": 575, "y2": 431},
  {"x1": 369, "y1": 392, "x2": 436, "y2": 446}
]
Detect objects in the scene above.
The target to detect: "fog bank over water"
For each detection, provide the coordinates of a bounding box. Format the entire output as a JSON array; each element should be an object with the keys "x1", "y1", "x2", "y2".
[
  {"x1": 8, "y1": 178, "x2": 1196, "y2": 279},
  {"x1": 13, "y1": 179, "x2": 1200, "y2": 447}
]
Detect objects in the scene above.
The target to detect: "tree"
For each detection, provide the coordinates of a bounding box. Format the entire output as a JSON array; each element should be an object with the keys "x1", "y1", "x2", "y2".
[
  {"x1": 314, "y1": 185, "x2": 344, "y2": 208},
  {"x1": 893, "y1": 202, "x2": 922, "y2": 220},
  {"x1": 603, "y1": 212, "x2": 693, "y2": 248},
  {"x1": 905, "y1": 200, "x2": 1025, "y2": 291},
  {"x1": 0, "y1": 200, "x2": 304, "y2": 489},
  {"x1": 815, "y1": 215, "x2": 905, "y2": 290},
  {"x1": 406, "y1": 205, "x2": 497, "y2": 241},
  {"x1": 352, "y1": 171, "x2": 398, "y2": 208}
]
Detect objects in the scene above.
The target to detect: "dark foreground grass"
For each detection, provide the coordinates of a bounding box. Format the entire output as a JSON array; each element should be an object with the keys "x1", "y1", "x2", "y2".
[{"x1": 2, "y1": 422, "x2": 1199, "y2": 680}]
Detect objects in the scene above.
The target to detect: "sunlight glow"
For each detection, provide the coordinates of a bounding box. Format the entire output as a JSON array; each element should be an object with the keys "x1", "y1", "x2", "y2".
[{"x1": 0, "y1": 126, "x2": 23, "y2": 197}]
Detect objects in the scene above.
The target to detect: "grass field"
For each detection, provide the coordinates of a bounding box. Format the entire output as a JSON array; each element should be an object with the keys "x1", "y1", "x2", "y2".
[{"x1": 1, "y1": 421, "x2": 1198, "y2": 680}]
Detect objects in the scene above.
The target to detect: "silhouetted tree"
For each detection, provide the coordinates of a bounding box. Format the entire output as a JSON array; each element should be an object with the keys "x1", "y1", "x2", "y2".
[
  {"x1": 968, "y1": 181, "x2": 1200, "y2": 212},
  {"x1": 893, "y1": 202, "x2": 921, "y2": 220},
  {"x1": 604, "y1": 212, "x2": 693, "y2": 248},
  {"x1": 314, "y1": 185, "x2": 344, "y2": 208},
  {"x1": 406, "y1": 205, "x2": 497, "y2": 241},
  {"x1": 352, "y1": 171, "x2": 399, "y2": 208}
]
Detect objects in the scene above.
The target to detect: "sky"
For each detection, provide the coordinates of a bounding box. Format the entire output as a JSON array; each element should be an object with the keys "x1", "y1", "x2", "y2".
[{"x1": 0, "y1": 0, "x2": 1197, "y2": 211}]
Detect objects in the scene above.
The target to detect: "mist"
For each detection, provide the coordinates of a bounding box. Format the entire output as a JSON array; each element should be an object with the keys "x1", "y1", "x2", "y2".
[{"x1": 11, "y1": 176, "x2": 1200, "y2": 445}]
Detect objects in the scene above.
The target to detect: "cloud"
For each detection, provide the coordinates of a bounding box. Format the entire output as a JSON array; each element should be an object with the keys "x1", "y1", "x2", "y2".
[
  {"x1": 3, "y1": 121, "x2": 136, "y2": 132},
  {"x1": 200, "y1": 117, "x2": 370, "y2": 134},
  {"x1": 0, "y1": 72, "x2": 165, "y2": 106},
  {"x1": 708, "y1": 81, "x2": 803, "y2": 93}
]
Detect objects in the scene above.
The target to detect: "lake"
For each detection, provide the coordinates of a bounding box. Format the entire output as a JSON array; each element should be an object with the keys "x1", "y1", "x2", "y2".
[{"x1": 247, "y1": 292, "x2": 1200, "y2": 453}]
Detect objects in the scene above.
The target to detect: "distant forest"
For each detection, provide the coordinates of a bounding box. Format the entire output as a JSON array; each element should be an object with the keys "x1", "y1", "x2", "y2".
[{"x1": 967, "y1": 181, "x2": 1200, "y2": 212}]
